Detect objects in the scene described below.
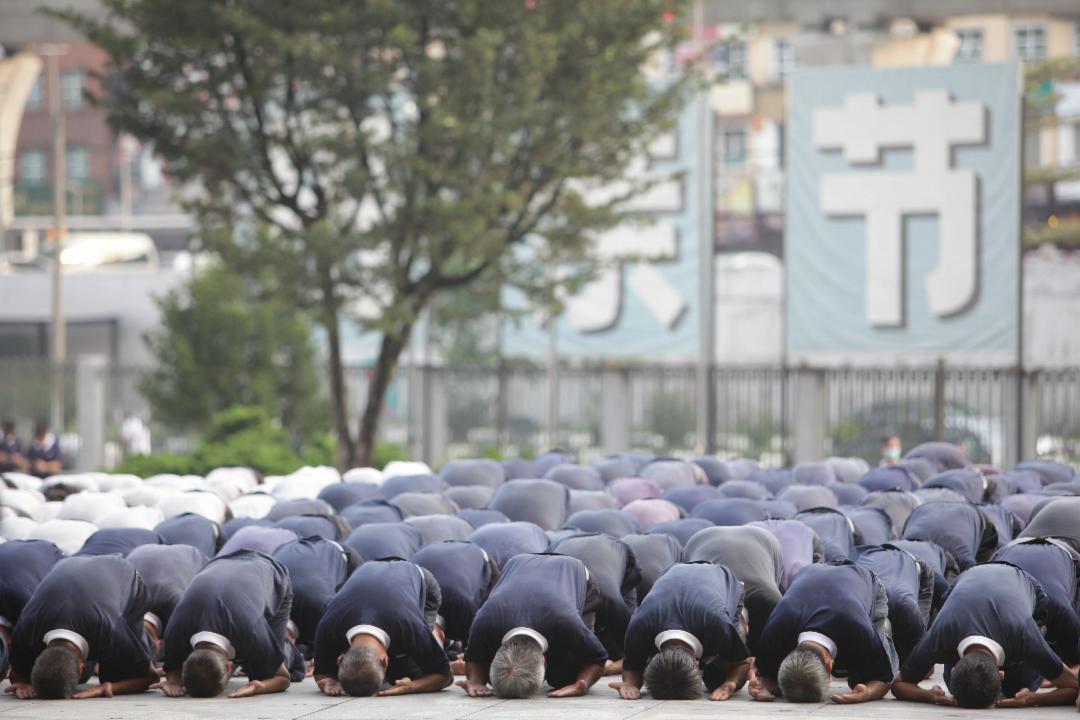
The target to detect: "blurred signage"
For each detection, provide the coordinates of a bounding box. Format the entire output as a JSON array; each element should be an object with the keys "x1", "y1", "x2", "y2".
[
  {"x1": 502, "y1": 99, "x2": 703, "y2": 359},
  {"x1": 786, "y1": 63, "x2": 1022, "y2": 365}
]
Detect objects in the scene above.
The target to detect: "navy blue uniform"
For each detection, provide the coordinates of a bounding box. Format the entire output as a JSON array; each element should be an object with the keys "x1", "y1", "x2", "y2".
[
  {"x1": 164, "y1": 550, "x2": 293, "y2": 681},
  {"x1": 313, "y1": 560, "x2": 449, "y2": 683},
  {"x1": 902, "y1": 502, "x2": 995, "y2": 572},
  {"x1": 155, "y1": 513, "x2": 221, "y2": 558},
  {"x1": 682, "y1": 525, "x2": 784, "y2": 652},
  {"x1": 856, "y1": 544, "x2": 933, "y2": 663},
  {"x1": 467, "y1": 521, "x2": 550, "y2": 569},
  {"x1": 646, "y1": 519, "x2": 713, "y2": 547},
  {"x1": 794, "y1": 508, "x2": 857, "y2": 562},
  {"x1": 891, "y1": 542, "x2": 953, "y2": 625},
  {"x1": 339, "y1": 500, "x2": 404, "y2": 528},
  {"x1": 992, "y1": 538, "x2": 1080, "y2": 666},
  {"x1": 273, "y1": 514, "x2": 347, "y2": 541},
  {"x1": 465, "y1": 554, "x2": 607, "y2": 689},
  {"x1": 75, "y1": 527, "x2": 162, "y2": 557},
  {"x1": 620, "y1": 533, "x2": 682, "y2": 601},
  {"x1": 343, "y1": 522, "x2": 423, "y2": 561},
  {"x1": 10, "y1": 555, "x2": 152, "y2": 683},
  {"x1": 564, "y1": 509, "x2": 641, "y2": 538},
  {"x1": 755, "y1": 563, "x2": 895, "y2": 686},
  {"x1": 272, "y1": 537, "x2": 357, "y2": 650},
  {"x1": 549, "y1": 533, "x2": 642, "y2": 661},
  {"x1": 411, "y1": 541, "x2": 496, "y2": 643},
  {"x1": 0, "y1": 540, "x2": 64, "y2": 628},
  {"x1": 126, "y1": 544, "x2": 209, "y2": 631},
  {"x1": 900, "y1": 562, "x2": 1065, "y2": 696},
  {"x1": 623, "y1": 563, "x2": 749, "y2": 691}
]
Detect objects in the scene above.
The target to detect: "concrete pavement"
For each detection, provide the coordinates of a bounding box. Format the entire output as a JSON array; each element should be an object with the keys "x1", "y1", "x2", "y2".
[{"x1": 3, "y1": 671, "x2": 1080, "y2": 719}]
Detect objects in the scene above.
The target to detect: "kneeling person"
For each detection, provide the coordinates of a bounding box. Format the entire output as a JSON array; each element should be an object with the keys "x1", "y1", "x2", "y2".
[
  {"x1": 892, "y1": 562, "x2": 1078, "y2": 708},
  {"x1": 751, "y1": 563, "x2": 896, "y2": 704},
  {"x1": 158, "y1": 550, "x2": 294, "y2": 698},
  {"x1": 614, "y1": 563, "x2": 749, "y2": 701},
  {"x1": 461, "y1": 553, "x2": 607, "y2": 699},
  {"x1": 313, "y1": 559, "x2": 451, "y2": 697},
  {"x1": 6, "y1": 555, "x2": 156, "y2": 699}
]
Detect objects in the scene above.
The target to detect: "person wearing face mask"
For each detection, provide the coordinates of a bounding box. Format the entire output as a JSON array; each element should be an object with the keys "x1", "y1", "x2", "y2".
[{"x1": 880, "y1": 436, "x2": 903, "y2": 467}]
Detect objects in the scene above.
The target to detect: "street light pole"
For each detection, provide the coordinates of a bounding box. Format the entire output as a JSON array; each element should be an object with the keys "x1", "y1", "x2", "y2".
[
  {"x1": 45, "y1": 46, "x2": 66, "y2": 434},
  {"x1": 693, "y1": 0, "x2": 715, "y2": 454}
]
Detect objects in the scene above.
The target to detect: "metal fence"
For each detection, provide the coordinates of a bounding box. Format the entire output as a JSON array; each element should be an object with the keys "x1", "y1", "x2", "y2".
[{"x1": 1, "y1": 357, "x2": 1078, "y2": 470}]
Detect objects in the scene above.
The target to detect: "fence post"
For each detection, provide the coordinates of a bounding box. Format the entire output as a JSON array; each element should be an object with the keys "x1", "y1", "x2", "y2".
[
  {"x1": 1019, "y1": 369, "x2": 1039, "y2": 462},
  {"x1": 428, "y1": 366, "x2": 448, "y2": 467},
  {"x1": 601, "y1": 366, "x2": 630, "y2": 454},
  {"x1": 76, "y1": 354, "x2": 107, "y2": 472},
  {"x1": 933, "y1": 358, "x2": 947, "y2": 442},
  {"x1": 791, "y1": 367, "x2": 826, "y2": 464}
]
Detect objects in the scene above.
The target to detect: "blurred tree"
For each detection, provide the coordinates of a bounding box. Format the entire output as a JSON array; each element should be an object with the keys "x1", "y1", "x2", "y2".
[
  {"x1": 141, "y1": 263, "x2": 328, "y2": 445},
  {"x1": 63, "y1": 0, "x2": 689, "y2": 466},
  {"x1": 1024, "y1": 57, "x2": 1080, "y2": 248}
]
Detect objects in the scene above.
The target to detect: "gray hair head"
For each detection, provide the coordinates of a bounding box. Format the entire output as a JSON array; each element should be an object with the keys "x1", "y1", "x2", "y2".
[
  {"x1": 777, "y1": 645, "x2": 830, "y2": 702},
  {"x1": 490, "y1": 635, "x2": 544, "y2": 699},
  {"x1": 339, "y1": 644, "x2": 385, "y2": 696},
  {"x1": 31, "y1": 645, "x2": 80, "y2": 699},
  {"x1": 950, "y1": 651, "x2": 1000, "y2": 708},
  {"x1": 182, "y1": 647, "x2": 229, "y2": 697},
  {"x1": 643, "y1": 647, "x2": 702, "y2": 700}
]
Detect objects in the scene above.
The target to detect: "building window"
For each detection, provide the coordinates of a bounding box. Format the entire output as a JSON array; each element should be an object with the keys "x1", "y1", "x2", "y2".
[
  {"x1": 775, "y1": 38, "x2": 797, "y2": 78},
  {"x1": 66, "y1": 146, "x2": 90, "y2": 182},
  {"x1": 60, "y1": 68, "x2": 85, "y2": 108},
  {"x1": 954, "y1": 28, "x2": 983, "y2": 62},
  {"x1": 1013, "y1": 25, "x2": 1046, "y2": 62},
  {"x1": 26, "y1": 76, "x2": 43, "y2": 110},
  {"x1": 719, "y1": 126, "x2": 746, "y2": 167},
  {"x1": 19, "y1": 149, "x2": 47, "y2": 184},
  {"x1": 712, "y1": 38, "x2": 746, "y2": 78}
]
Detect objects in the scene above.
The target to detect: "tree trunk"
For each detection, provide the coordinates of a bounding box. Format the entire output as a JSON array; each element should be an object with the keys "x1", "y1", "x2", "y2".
[
  {"x1": 323, "y1": 308, "x2": 355, "y2": 470},
  {"x1": 355, "y1": 326, "x2": 412, "y2": 467}
]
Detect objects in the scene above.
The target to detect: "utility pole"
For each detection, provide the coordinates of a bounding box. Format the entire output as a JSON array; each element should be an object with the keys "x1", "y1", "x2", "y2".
[
  {"x1": 693, "y1": 0, "x2": 715, "y2": 454},
  {"x1": 45, "y1": 46, "x2": 66, "y2": 434},
  {"x1": 546, "y1": 312, "x2": 559, "y2": 450}
]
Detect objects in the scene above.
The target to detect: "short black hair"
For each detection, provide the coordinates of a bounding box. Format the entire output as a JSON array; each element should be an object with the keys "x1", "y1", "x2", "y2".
[
  {"x1": 182, "y1": 648, "x2": 229, "y2": 697},
  {"x1": 1, "y1": 420, "x2": 14, "y2": 433},
  {"x1": 34, "y1": 421, "x2": 48, "y2": 436},
  {"x1": 31, "y1": 645, "x2": 79, "y2": 699},
  {"x1": 643, "y1": 647, "x2": 702, "y2": 699},
  {"x1": 951, "y1": 651, "x2": 1000, "y2": 708}
]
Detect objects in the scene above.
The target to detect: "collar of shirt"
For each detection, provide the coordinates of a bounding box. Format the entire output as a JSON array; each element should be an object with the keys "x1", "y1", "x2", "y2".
[
  {"x1": 287, "y1": 620, "x2": 299, "y2": 639},
  {"x1": 327, "y1": 539, "x2": 349, "y2": 565},
  {"x1": 798, "y1": 631, "x2": 837, "y2": 658},
  {"x1": 346, "y1": 624, "x2": 390, "y2": 650},
  {"x1": 0, "y1": 615, "x2": 12, "y2": 630},
  {"x1": 503, "y1": 627, "x2": 549, "y2": 653},
  {"x1": 43, "y1": 629, "x2": 89, "y2": 658},
  {"x1": 143, "y1": 612, "x2": 162, "y2": 635},
  {"x1": 655, "y1": 630, "x2": 704, "y2": 659},
  {"x1": 958, "y1": 635, "x2": 1005, "y2": 667},
  {"x1": 191, "y1": 631, "x2": 236, "y2": 659}
]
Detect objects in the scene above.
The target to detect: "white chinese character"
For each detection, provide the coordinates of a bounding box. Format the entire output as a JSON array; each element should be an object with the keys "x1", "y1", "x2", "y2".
[{"x1": 813, "y1": 90, "x2": 985, "y2": 326}]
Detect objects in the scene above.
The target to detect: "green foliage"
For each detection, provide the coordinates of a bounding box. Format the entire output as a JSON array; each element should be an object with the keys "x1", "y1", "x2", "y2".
[
  {"x1": 140, "y1": 263, "x2": 329, "y2": 444},
  {"x1": 644, "y1": 389, "x2": 694, "y2": 449},
  {"x1": 111, "y1": 405, "x2": 324, "y2": 476},
  {"x1": 373, "y1": 441, "x2": 410, "y2": 470},
  {"x1": 60, "y1": 0, "x2": 690, "y2": 465}
]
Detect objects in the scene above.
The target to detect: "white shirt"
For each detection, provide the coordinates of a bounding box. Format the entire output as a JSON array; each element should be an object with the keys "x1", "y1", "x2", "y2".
[{"x1": 346, "y1": 624, "x2": 390, "y2": 650}]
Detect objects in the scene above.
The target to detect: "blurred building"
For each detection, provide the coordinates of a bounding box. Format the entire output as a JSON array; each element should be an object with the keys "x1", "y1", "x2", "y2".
[
  {"x1": 697, "y1": 2, "x2": 1080, "y2": 256},
  {"x1": 0, "y1": 1, "x2": 192, "y2": 365}
]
